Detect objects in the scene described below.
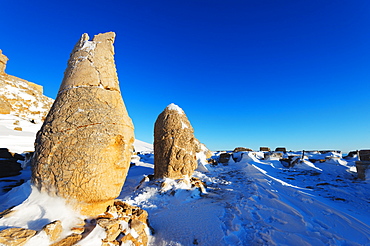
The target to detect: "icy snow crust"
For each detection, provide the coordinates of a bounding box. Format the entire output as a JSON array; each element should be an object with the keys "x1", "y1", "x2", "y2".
[{"x1": 1, "y1": 116, "x2": 370, "y2": 245}]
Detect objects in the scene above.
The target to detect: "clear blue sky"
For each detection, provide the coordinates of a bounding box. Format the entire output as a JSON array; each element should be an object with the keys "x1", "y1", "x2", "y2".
[{"x1": 1, "y1": 0, "x2": 370, "y2": 152}]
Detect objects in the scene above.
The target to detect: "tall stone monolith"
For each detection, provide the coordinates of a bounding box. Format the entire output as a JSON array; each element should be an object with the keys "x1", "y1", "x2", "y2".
[
  {"x1": 0, "y1": 50, "x2": 8, "y2": 74},
  {"x1": 154, "y1": 103, "x2": 197, "y2": 179},
  {"x1": 32, "y1": 32, "x2": 134, "y2": 216}
]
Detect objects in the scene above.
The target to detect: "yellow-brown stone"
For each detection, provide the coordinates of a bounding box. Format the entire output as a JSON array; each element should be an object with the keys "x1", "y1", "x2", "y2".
[
  {"x1": 154, "y1": 103, "x2": 198, "y2": 179},
  {"x1": 32, "y1": 32, "x2": 134, "y2": 216}
]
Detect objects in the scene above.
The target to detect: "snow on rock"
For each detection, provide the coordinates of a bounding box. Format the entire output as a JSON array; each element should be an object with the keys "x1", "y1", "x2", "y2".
[
  {"x1": 0, "y1": 181, "x2": 84, "y2": 245},
  {"x1": 166, "y1": 103, "x2": 184, "y2": 114}
]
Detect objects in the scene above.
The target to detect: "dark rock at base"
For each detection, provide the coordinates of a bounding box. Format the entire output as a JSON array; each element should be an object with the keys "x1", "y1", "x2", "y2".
[
  {"x1": 344, "y1": 151, "x2": 358, "y2": 159},
  {"x1": 218, "y1": 153, "x2": 232, "y2": 164},
  {"x1": 0, "y1": 160, "x2": 22, "y2": 178},
  {"x1": 260, "y1": 147, "x2": 270, "y2": 152},
  {"x1": 280, "y1": 156, "x2": 299, "y2": 168},
  {"x1": 275, "y1": 147, "x2": 286, "y2": 152},
  {"x1": 355, "y1": 161, "x2": 370, "y2": 180}
]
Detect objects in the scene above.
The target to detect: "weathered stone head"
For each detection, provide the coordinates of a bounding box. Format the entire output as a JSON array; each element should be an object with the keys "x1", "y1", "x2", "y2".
[
  {"x1": 154, "y1": 103, "x2": 198, "y2": 179},
  {"x1": 32, "y1": 32, "x2": 134, "y2": 216},
  {"x1": 0, "y1": 50, "x2": 9, "y2": 74}
]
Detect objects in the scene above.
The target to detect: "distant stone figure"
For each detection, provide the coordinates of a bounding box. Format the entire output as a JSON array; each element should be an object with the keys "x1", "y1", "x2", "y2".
[
  {"x1": 260, "y1": 147, "x2": 271, "y2": 152},
  {"x1": 0, "y1": 50, "x2": 8, "y2": 74},
  {"x1": 154, "y1": 103, "x2": 197, "y2": 179},
  {"x1": 32, "y1": 32, "x2": 134, "y2": 216},
  {"x1": 275, "y1": 147, "x2": 287, "y2": 152}
]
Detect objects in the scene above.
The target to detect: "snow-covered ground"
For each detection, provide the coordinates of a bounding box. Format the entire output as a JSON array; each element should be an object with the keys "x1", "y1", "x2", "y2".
[{"x1": 0, "y1": 114, "x2": 370, "y2": 245}]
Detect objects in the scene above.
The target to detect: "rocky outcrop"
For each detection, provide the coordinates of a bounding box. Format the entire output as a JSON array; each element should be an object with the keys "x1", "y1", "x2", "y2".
[
  {"x1": 0, "y1": 50, "x2": 53, "y2": 122},
  {"x1": 154, "y1": 103, "x2": 197, "y2": 179},
  {"x1": 31, "y1": 32, "x2": 135, "y2": 216},
  {"x1": 0, "y1": 148, "x2": 23, "y2": 179},
  {"x1": 218, "y1": 152, "x2": 232, "y2": 164}
]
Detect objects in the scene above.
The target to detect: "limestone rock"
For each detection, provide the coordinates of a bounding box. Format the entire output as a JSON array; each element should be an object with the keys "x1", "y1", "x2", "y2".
[
  {"x1": 0, "y1": 97, "x2": 11, "y2": 114},
  {"x1": 50, "y1": 233, "x2": 82, "y2": 246},
  {"x1": 27, "y1": 81, "x2": 43, "y2": 93},
  {"x1": 31, "y1": 32, "x2": 135, "y2": 216},
  {"x1": 0, "y1": 50, "x2": 8, "y2": 74},
  {"x1": 42, "y1": 220, "x2": 63, "y2": 242},
  {"x1": 154, "y1": 103, "x2": 197, "y2": 179},
  {"x1": 92, "y1": 201, "x2": 150, "y2": 246},
  {"x1": 0, "y1": 227, "x2": 36, "y2": 246}
]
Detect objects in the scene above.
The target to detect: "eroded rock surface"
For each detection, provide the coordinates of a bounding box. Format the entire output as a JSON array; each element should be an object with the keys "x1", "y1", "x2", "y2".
[
  {"x1": 0, "y1": 50, "x2": 8, "y2": 74},
  {"x1": 154, "y1": 103, "x2": 197, "y2": 179},
  {"x1": 32, "y1": 32, "x2": 134, "y2": 216}
]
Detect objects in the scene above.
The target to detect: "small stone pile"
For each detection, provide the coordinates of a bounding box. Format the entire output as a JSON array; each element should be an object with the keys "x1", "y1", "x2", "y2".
[{"x1": 0, "y1": 202, "x2": 150, "y2": 246}]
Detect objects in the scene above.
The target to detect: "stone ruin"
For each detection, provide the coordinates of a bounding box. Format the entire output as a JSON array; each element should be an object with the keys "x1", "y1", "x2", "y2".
[
  {"x1": 154, "y1": 103, "x2": 198, "y2": 179},
  {"x1": 0, "y1": 50, "x2": 53, "y2": 121},
  {"x1": 0, "y1": 50, "x2": 8, "y2": 74},
  {"x1": 32, "y1": 32, "x2": 135, "y2": 216},
  {"x1": 356, "y1": 150, "x2": 370, "y2": 180}
]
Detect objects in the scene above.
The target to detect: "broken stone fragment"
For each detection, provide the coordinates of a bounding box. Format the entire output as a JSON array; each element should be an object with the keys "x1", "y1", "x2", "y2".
[
  {"x1": 49, "y1": 233, "x2": 82, "y2": 246},
  {"x1": 31, "y1": 32, "x2": 134, "y2": 216},
  {"x1": 0, "y1": 227, "x2": 36, "y2": 246},
  {"x1": 154, "y1": 103, "x2": 198, "y2": 179},
  {"x1": 0, "y1": 49, "x2": 8, "y2": 74},
  {"x1": 42, "y1": 220, "x2": 63, "y2": 242}
]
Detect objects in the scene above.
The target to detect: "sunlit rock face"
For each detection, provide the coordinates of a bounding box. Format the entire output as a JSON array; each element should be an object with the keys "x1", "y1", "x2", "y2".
[
  {"x1": 154, "y1": 103, "x2": 197, "y2": 180},
  {"x1": 32, "y1": 32, "x2": 134, "y2": 216},
  {"x1": 0, "y1": 50, "x2": 8, "y2": 74}
]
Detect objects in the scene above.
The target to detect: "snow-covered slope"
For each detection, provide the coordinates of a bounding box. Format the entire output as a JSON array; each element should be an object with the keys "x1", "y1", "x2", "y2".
[
  {"x1": 0, "y1": 96, "x2": 369, "y2": 245},
  {"x1": 0, "y1": 114, "x2": 43, "y2": 153},
  {"x1": 134, "y1": 139, "x2": 153, "y2": 153},
  {"x1": 1, "y1": 148, "x2": 370, "y2": 245}
]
